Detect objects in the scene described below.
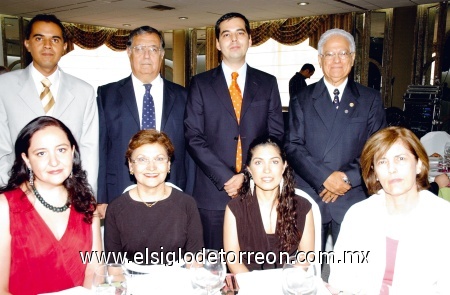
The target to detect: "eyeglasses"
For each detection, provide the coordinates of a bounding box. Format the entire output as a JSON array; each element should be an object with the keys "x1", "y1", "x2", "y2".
[
  {"x1": 131, "y1": 156, "x2": 168, "y2": 166},
  {"x1": 132, "y1": 45, "x2": 162, "y2": 56},
  {"x1": 320, "y1": 51, "x2": 354, "y2": 60}
]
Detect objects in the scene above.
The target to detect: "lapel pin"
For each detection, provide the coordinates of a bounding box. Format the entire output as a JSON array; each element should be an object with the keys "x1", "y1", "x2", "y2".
[
  {"x1": 349, "y1": 103, "x2": 354, "y2": 107},
  {"x1": 345, "y1": 110, "x2": 348, "y2": 113}
]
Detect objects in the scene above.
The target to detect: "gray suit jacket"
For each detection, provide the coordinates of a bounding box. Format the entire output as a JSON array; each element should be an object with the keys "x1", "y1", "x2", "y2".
[
  {"x1": 0, "y1": 64, "x2": 99, "y2": 193},
  {"x1": 285, "y1": 78, "x2": 387, "y2": 223}
]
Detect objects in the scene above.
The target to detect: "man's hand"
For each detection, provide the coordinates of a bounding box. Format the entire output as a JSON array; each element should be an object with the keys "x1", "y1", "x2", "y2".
[
  {"x1": 224, "y1": 174, "x2": 245, "y2": 198},
  {"x1": 319, "y1": 171, "x2": 351, "y2": 203},
  {"x1": 97, "y1": 203, "x2": 108, "y2": 219},
  {"x1": 323, "y1": 171, "x2": 351, "y2": 195},
  {"x1": 319, "y1": 188, "x2": 340, "y2": 203}
]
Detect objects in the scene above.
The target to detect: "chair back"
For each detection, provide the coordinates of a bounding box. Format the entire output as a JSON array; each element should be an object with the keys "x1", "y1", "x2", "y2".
[
  {"x1": 420, "y1": 131, "x2": 450, "y2": 156},
  {"x1": 122, "y1": 182, "x2": 182, "y2": 194},
  {"x1": 294, "y1": 188, "x2": 322, "y2": 274}
]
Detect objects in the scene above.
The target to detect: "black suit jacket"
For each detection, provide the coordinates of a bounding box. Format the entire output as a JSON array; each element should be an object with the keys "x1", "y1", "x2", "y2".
[
  {"x1": 97, "y1": 75, "x2": 194, "y2": 203},
  {"x1": 289, "y1": 72, "x2": 307, "y2": 98},
  {"x1": 184, "y1": 65, "x2": 284, "y2": 210},
  {"x1": 285, "y1": 78, "x2": 387, "y2": 223}
]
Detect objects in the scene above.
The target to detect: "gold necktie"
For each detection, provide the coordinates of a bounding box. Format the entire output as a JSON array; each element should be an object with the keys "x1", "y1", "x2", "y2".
[
  {"x1": 229, "y1": 72, "x2": 243, "y2": 173},
  {"x1": 40, "y1": 78, "x2": 55, "y2": 114}
]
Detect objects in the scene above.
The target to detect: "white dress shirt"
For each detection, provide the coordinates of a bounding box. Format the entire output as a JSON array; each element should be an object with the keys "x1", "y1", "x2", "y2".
[
  {"x1": 30, "y1": 63, "x2": 61, "y2": 116},
  {"x1": 222, "y1": 62, "x2": 247, "y2": 97},
  {"x1": 132, "y1": 73, "x2": 164, "y2": 131},
  {"x1": 323, "y1": 77, "x2": 348, "y2": 103}
]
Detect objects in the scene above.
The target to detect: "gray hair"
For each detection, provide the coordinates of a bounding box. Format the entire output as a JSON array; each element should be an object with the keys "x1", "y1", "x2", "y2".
[{"x1": 318, "y1": 28, "x2": 355, "y2": 54}]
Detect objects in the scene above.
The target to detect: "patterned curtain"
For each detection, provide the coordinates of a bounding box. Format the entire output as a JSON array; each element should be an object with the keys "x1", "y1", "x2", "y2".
[
  {"x1": 63, "y1": 23, "x2": 131, "y2": 53},
  {"x1": 250, "y1": 13, "x2": 353, "y2": 49}
]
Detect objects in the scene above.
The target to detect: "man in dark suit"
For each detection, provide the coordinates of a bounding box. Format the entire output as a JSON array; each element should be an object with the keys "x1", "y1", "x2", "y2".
[
  {"x1": 288, "y1": 63, "x2": 315, "y2": 98},
  {"x1": 285, "y1": 29, "x2": 386, "y2": 250},
  {"x1": 97, "y1": 26, "x2": 193, "y2": 218},
  {"x1": 185, "y1": 12, "x2": 284, "y2": 250}
]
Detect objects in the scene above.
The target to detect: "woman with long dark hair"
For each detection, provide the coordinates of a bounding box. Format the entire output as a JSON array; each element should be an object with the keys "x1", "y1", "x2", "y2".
[
  {"x1": 0, "y1": 116, "x2": 101, "y2": 294},
  {"x1": 223, "y1": 135, "x2": 314, "y2": 273}
]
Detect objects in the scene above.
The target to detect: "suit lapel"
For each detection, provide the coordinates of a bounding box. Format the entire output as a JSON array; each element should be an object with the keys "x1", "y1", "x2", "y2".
[
  {"x1": 240, "y1": 65, "x2": 257, "y2": 121},
  {"x1": 161, "y1": 79, "x2": 175, "y2": 130},
  {"x1": 17, "y1": 66, "x2": 45, "y2": 116},
  {"x1": 53, "y1": 70, "x2": 75, "y2": 118},
  {"x1": 120, "y1": 76, "x2": 140, "y2": 128},
  {"x1": 324, "y1": 80, "x2": 360, "y2": 155},
  {"x1": 210, "y1": 66, "x2": 237, "y2": 122},
  {"x1": 312, "y1": 79, "x2": 335, "y2": 132}
]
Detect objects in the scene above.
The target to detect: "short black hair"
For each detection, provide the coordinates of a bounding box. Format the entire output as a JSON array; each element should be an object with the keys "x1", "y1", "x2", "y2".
[
  {"x1": 126, "y1": 26, "x2": 165, "y2": 49},
  {"x1": 25, "y1": 14, "x2": 66, "y2": 42},
  {"x1": 300, "y1": 63, "x2": 315, "y2": 72},
  {"x1": 215, "y1": 12, "x2": 251, "y2": 39}
]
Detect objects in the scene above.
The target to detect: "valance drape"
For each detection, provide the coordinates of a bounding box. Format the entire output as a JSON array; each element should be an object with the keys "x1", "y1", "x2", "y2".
[
  {"x1": 250, "y1": 13, "x2": 353, "y2": 48},
  {"x1": 63, "y1": 23, "x2": 131, "y2": 53}
]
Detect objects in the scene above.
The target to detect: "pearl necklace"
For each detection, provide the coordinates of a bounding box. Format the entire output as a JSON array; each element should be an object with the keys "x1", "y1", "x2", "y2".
[
  {"x1": 136, "y1": 187, "x2": 165, "y2": 208},
  {"x1": 31, "y1": 184, "x2": 69, "y2": 213}
]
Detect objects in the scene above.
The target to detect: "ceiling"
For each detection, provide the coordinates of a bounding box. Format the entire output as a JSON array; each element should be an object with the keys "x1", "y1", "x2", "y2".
[{"x1": 0, "y1": 0, "x2": 442, "y2": 32}]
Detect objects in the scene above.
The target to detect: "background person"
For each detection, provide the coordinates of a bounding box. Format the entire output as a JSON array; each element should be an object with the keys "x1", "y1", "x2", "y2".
[
  {"x1": 288, "y1": 63, "x2": 315, "y2": 98},
  {"x1": 185, "y1": 12, "x2": 284, "y2": 250},
  {"x1": 223, "y1": 136, "x2": 314, "y2": 273},
  {"x1": 329, "y1": 126, "x2": 450, "y2": 294},
  {"x1": 104, "y1": 130, "x2": 203, "y2": 266},
  {"x1": 97, "y1": 25, "x2": 193, "y2": 219},
  {"x1": 0, "y1": 14, "x2": 99, "y2": 194},
  {"x1": 0, "y1": 116, "x2": 101, "y2": 295},
  {"x1": 285, "y1": 28, "x2": 386, "y2": 250}
]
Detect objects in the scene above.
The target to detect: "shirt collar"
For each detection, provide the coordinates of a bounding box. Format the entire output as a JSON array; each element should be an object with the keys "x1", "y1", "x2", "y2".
[{"x1": 131, "y1": 73, "x2": 162, "y2": 87}]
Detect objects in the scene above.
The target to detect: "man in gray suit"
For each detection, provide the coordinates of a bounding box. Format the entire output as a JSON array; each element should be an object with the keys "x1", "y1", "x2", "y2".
[
  {"x1": 0, "y1": 14, "x2": 98, "y2": 192},
  {"x1": 285, "y1": 29, "x2": 386, "y2": 250}
]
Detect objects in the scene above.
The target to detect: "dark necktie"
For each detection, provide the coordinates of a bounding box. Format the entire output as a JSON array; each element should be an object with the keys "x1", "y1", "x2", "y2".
[
  {"x1": 142, "y1": 84, "x2": 156, "y2": 130},
  {"x1": 333, "y1": 88, "x2": 340, "y2": 109}
]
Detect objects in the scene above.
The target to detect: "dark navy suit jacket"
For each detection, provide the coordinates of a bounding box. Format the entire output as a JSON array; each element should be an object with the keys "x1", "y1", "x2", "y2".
[
  {"x1": 97, "y1": 75, "x2": 194, "y2": 203},
  {"x1": 285, "y1": 78, "x2": 387, "y2": 223},
  {"x1": 184, "y1": 65, "x2": 284, "y2": 210}
]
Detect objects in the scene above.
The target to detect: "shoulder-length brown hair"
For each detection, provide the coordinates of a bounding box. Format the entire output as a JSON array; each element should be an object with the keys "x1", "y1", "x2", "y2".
[{"x1": 360, "y1": 126, "x2": 429, "y2": 195}]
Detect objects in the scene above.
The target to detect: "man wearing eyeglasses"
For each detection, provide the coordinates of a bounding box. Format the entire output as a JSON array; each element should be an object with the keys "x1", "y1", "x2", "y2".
[
  {"x1": 285, "y1": 28, "x2": 387, "y2": 250},
  {"x1": 97, "y1": 26, "x2": 194, "y2": 218}
]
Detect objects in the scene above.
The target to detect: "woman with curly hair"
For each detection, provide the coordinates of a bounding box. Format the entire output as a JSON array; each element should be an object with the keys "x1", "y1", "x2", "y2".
[
  {"x1": 0, "y1": 116, "x2": 101, "y2": 295},
  {"x1": 223, "y1": 135, "x2": 314, "y2": 273}
]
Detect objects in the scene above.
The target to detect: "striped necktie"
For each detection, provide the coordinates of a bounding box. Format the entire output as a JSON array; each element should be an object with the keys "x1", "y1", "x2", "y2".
[{"x1": 40, "y1": 78, "x2": 55, "y2": 114}]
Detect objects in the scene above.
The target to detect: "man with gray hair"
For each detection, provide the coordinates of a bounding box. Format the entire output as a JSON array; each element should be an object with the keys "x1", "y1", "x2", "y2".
[
  {"x1": 285, "y1": 28, "x2": 386, "y2": 249},
  {"x1": 97, "y1": 26, "x2": 194, "y2": 218}
]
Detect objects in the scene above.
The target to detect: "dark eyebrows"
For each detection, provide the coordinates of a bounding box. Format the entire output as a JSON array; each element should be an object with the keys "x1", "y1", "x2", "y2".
[{"x1": 32, "y1": 33, "x2": 63, "y2": 40}]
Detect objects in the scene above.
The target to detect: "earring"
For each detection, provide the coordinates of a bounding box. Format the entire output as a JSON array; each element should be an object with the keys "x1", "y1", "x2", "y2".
[
  {"x1": 250, "y1": 178, "x2": 255, "y2": 196},
  {"x1": 28, "y1": 168, "x2": 34, "y2": 186},
  {"x1": 69, "y1": 171, "x2": 73, "y2": 179},
  {"x1": 130, "y1": 170, "x2": 134, "y2": 175},
  {"x1": 279, "y1": 178, "x2": 284, "y2": 194}
]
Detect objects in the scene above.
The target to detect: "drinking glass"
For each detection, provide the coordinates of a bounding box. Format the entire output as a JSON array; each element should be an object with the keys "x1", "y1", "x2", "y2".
[
  {"x1": 92, "y1": 264, "x2": 128, "y2": 295},
  {"x1": 282, "y1": 256, "x2": 317, "y2": 295},
  {"x1": 190, "y1": 249, "x2": 226, "y2": 295},
  {"x1": 444, "y1": 142, "x2": 450, "y2": 167}
]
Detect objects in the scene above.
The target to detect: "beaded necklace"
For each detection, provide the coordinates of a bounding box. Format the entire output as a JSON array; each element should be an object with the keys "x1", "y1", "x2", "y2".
[{"x1": 31, "y1": 184, "x2": 70, "y2": 213}]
